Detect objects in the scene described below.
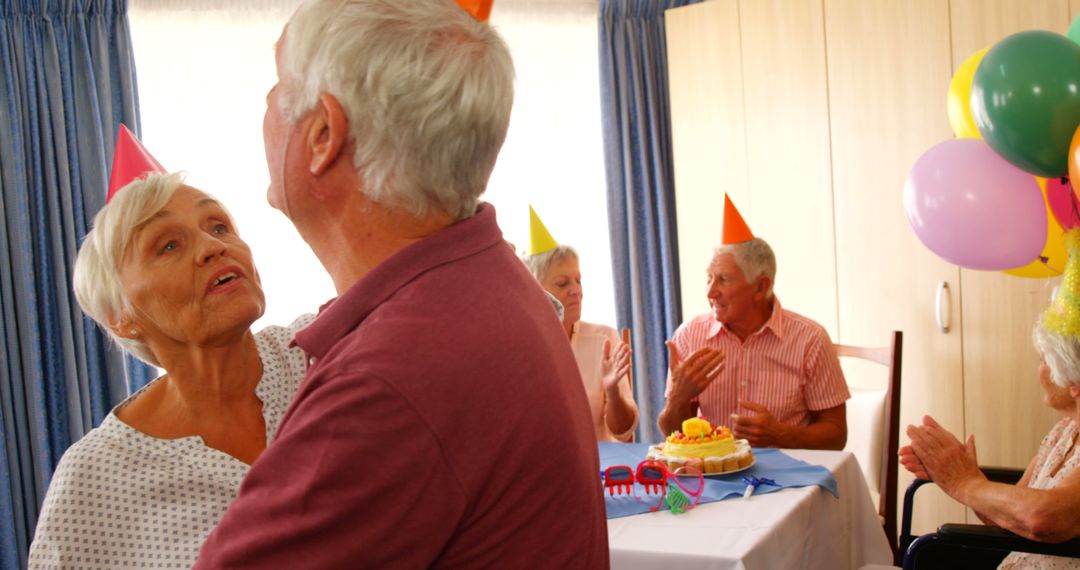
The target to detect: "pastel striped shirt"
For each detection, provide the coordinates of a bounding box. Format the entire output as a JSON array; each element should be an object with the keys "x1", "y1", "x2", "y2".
[{"x1": 665, "y1": 298, "x2": 849, "y2": 431}]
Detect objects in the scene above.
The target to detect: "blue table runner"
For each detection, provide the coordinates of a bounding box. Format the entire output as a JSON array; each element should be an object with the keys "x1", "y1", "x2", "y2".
[{"x1": 598, "y1": 442, "x2": 838, "y2": 519}]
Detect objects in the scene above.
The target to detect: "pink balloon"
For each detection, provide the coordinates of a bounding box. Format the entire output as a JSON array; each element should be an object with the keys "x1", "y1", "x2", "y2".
[
  {"x1": 903, "y1": 138, "x2": 1047, "y2": 270},
  {"x1": 1047, "y1": 177, "x2": 1080, "y2": 230}
]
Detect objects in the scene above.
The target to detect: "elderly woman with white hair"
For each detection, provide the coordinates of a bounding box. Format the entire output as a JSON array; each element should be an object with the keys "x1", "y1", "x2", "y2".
[
  {"x1": 900, "y1": 314, "x2": 1080, "y2": 568},
  {"x1": 28, "y1": 173, "x2": 311, "y2": 569},
  {"x1": 523, "y1": 244, "x2": 639, "y2": 442}
]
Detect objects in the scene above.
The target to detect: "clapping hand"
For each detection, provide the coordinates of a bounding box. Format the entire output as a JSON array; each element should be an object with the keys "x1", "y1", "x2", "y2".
[
  {"x1": 601, "y1": 328, "x2": 633, "y2": 393},
  {"x1": 731, "y1": 400, "x2": 790, "y2": 447},
  {"x1": 665, "y1": 341, "x2": 724, "y2": 404},
  {"x1": 904, "y1": 415, "x2": 983, "y2": 498},
  {"x1": 898, "y1": 443, "x2": 929, "y2": 480}
]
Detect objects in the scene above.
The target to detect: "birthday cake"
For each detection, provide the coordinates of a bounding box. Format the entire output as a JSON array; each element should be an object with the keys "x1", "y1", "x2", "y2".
[{"x1": 646, "y1": 418, "x2": 754, "y2": 474}]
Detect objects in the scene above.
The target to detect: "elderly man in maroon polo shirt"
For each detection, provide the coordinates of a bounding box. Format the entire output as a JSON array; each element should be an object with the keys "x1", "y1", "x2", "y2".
[{"x1": 194, "y1": 0, "x2": 609, "y2": 567}]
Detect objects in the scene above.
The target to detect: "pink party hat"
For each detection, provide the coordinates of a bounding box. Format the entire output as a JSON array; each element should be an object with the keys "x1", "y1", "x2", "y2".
[{"x1": 106, "y1": 124, "x2": 165, "y2": 202}]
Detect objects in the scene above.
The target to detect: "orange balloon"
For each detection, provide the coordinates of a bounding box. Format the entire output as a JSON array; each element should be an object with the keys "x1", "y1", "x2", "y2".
[
  {"x1": 455, "y1": 0, "x2": 493, "y2": 21},
  {"x1": 1071, "y1": 123, "x2": 1080, "y2": 202}
]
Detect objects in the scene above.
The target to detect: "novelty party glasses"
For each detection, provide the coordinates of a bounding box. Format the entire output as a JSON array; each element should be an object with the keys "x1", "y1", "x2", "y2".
[{"x1": 602, "y1": 459, "x2": 704, "y2": 514}]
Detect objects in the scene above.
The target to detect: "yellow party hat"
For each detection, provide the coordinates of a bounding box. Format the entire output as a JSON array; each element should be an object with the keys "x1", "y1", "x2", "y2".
[
  {"x1": 1043, "y1": 228, "x2": 1080, "y2": 339},
  {"x1": 528, "y1": 205, "x2": 558, "y2": 255}
]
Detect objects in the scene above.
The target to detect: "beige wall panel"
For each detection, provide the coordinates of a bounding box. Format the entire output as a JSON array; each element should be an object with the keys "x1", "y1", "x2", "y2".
[
  {"x1": 738, "y1": 0, "x2": 838, "y2": 340},
  {"x1": 666, "y1": 1, "x2": 748, "y2": 320},
  {"x1": 951, "y1": 0, "x2": 1070, "y2": 49},
  {"x1": 959, "y1": 273, "x2": 1059, "y2": 467},
  {"x1": 824, "y1": 0, "x2": 965, "y2": 532},
  {"x1": 1074, "y1": 0, "x2": 1080, "y2": 21},
  {"x1": 949, "y1": 0, "x2": 1066, "y2": 476}
]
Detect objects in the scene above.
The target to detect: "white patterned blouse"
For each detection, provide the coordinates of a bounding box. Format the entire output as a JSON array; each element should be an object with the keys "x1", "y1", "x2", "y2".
[
  {"x1": 999, "y1": 416, "x2": 1080, "y2": 570},
  {"x1": 27, "y1": 315, "x2": 313, "y2": 569}
]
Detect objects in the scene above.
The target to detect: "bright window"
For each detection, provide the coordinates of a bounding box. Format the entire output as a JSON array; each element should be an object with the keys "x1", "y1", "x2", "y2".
[{"x1": 128, "y1": 0, "x2": 615, "y2": 331}]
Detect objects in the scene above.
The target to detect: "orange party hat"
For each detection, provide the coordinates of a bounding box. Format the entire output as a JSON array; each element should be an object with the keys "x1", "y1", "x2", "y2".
[
  {"x1": 454, "y1": 0, "x2": 492, "y2": 21},
  {"x1": 106, "y1": 124, "x2": 166, "y2": 202},
  {"x1": 722, "y1": 194, "x2": 754, "y2": 245}
]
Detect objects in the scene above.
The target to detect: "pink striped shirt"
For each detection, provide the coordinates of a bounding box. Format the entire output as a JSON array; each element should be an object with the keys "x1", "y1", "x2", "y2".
[{"x1": 665, "y1": 298, "x2": 849, "y2": 432}]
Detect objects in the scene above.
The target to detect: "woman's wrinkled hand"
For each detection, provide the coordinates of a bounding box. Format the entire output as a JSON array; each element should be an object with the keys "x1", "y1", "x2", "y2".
[
  {"x1": 905, "y1": 415, "x2": 984, "y2": 498},
  {"x1": 898, "y1": 443, "x2": 929, "y2": 480}
]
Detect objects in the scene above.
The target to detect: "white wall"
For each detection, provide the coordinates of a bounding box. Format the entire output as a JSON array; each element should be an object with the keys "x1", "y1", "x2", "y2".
[{"x1": 128, "y1": 0, "x2": 616, "y2": 331}]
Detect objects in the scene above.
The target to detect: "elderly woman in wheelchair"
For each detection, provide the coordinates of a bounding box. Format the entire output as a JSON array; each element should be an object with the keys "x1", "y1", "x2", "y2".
[{"x1": 899, "y1": 310, "x2": 1080, "y2": 569}]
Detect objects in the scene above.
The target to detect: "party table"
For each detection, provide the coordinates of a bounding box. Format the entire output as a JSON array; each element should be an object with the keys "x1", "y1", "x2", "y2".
[{"x1": 602, "y1": 445, "x2": 893, "y2": 569}]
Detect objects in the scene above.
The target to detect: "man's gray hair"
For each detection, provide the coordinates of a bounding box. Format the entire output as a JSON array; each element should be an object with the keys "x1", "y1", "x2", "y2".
[
  {"x1": 714, "y1": 237, "x2": 777, "y2": 297},
  {"x1": 521, "y1": 244, "x2": 578, "y2": 283},
  {"x1": 280, "y1": 0, "x2": 515, "y2": 220},
  {"x1": 1033, "y1": 319, "x2": 1080, "y2": 388},
  {"x1": 72, "y1": 172, "x2": 186, "y2": 366}
]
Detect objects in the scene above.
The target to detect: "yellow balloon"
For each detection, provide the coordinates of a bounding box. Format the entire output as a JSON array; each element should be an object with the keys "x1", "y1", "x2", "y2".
[
  {"x1": 947, "y1": 47, "x2": 989, "y2": 140},
  {"x1": 1004, "y1": 177, "x2": 1066, "y2": 278}
]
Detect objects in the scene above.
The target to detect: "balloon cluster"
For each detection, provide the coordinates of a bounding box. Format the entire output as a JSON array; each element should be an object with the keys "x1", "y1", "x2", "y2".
[{"x1": 903, "y1": 23, "x2": 1080, "y2": 276}]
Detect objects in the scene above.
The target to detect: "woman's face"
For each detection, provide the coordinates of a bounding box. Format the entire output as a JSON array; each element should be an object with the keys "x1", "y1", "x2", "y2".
[
  {"x1": 117, "y1": 185, "x2": 265, "y2": 353},
  {"x1": 1038, "y1": 359, "x2": 1076, "y2": 413},
  {"x1": 541, "y1": 255, "x2": 582, "y2": 327}
]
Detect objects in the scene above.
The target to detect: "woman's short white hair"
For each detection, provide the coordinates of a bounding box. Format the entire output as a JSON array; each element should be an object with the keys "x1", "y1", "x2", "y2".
[
  {"x1": 280, "y1": 0, "x2": 515, "y2": 220},
  {"x1": 1033, "y1": 319, "x2": 1080, "y2": 388},
  {"x1": 714, "y1": 237, "x2": 777, "y2": 298},
  {"x1": 521, "y1": 245, "x2": 578, "y2": 283},
  {"x1": 72, "y1": 172, "x2": 188, "y2": 367}
]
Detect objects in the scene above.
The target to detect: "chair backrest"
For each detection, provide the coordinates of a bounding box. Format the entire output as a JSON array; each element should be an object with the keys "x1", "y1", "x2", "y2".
[{"x1": 835, "y1": 330, "x2": 903, "y2": 558}]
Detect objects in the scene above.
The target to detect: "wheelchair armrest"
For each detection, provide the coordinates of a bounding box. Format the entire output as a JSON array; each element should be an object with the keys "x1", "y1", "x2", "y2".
[
  {"x1": 902, "y1": 524, "x2": 1080, "y2": 570},
  {"x1": 936, "y1": 523, "x2": 1080, "y2": 557},
  {"x1": 980, "y1": 466, "x2": 1023, "y2": 485},
  {"x1": 899, "y1": 467, "x2": 1025, "y2": 565}
]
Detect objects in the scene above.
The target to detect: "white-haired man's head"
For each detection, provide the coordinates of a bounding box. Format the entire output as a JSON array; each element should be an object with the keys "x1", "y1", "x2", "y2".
[
  {"x1": 276, "y1": 0, "x2": 515, "y2": 220},
  {"x1": 712, "y1": 237, "x2": 777, "y2": 299}
]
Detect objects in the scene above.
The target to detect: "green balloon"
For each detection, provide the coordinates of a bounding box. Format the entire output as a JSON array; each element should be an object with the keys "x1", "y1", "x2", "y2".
[
  {"x1": 1069, "y1": 13, "x2": 1080, "y2": 46},
  {"x1": 971, "y1": 30, "x2": 1080, "y2": 177}
]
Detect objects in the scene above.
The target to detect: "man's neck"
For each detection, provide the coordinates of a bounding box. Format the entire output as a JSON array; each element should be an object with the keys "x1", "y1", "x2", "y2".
[
  {"x1": 724, "y1": 298, "x2": 775, "y2": 342},
  {"x1": 303, "y1": 197, "x2": 456, "y2": 296}
]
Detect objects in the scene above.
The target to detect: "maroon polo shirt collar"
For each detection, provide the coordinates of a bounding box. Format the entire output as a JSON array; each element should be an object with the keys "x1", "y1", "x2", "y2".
[{"x1": 292, "y1": 203, "x2": 503, "y2": 359}]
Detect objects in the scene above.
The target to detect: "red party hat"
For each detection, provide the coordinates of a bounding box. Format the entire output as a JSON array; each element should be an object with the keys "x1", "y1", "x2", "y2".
[
  {"x1": 106, "y1": 124, "x2": 165, "y2": 202},
  {"x1": 722, "y1": 194, "x2": 754, "y2": 245}
]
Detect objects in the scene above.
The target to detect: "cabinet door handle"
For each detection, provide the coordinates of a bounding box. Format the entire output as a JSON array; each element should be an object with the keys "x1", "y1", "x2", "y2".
[{"x1": 935, "y1": 281, "x2": 951, "y2": 334}]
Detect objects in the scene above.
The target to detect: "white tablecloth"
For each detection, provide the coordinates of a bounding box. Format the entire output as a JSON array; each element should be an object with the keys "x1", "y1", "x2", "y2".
[{"x1": 607, "y1": 449, "x2": 893, "y2": 570}]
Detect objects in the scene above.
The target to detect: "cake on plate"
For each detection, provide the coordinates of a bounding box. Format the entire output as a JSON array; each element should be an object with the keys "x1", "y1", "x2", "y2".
[{"x1": 646, "y1": 418, "x2": 754, "y2": 474}]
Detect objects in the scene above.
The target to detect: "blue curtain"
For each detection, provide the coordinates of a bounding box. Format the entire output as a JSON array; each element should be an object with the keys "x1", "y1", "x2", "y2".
[
  {"x1": 599, "y1": 0, "x2": 700, "y2": 444},
  {"x1": 0, "y1": 1, "x2": 152, "y2": 567}
]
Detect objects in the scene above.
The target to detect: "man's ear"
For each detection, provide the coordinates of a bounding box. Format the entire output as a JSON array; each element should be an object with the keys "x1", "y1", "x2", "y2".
[
  {"x1": 109, "y1": 319, "x2": 140, "y2": 339},
  {"x1": 1069, "y1": 384, "x2": 1080, "y2": 399},
  {"x1": 755, "y1": 274, "x2": 773, "y2": 299},
  {"x1": 306, "y1": 93, "x2": 349, "y2": 175}
]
